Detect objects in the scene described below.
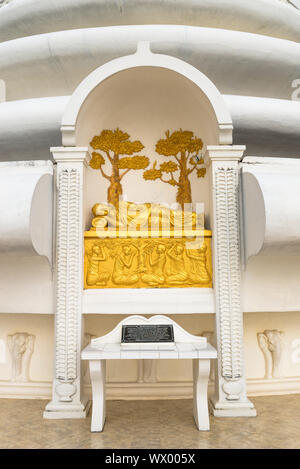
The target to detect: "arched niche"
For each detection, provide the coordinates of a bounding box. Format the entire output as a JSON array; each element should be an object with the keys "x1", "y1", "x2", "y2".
[
  {"x1": 75, "y1": 66, "x2": 223, "y2": 149},
  {"x1": 61, "y1": 44, "x2": 233, "y2": 222},
  {"x1": 62, "y1": 43, "x2": 233, "y2": 146}
]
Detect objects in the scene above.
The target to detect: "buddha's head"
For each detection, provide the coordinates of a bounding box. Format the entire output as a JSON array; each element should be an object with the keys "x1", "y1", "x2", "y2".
[{"x1": 92, "y1": 203, "x2": 109, "y2": 217}]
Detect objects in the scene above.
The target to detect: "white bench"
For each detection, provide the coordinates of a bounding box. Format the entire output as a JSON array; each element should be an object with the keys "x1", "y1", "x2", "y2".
[{"x1": 81, "y1": 315, "x2": 217, "y2": 432}]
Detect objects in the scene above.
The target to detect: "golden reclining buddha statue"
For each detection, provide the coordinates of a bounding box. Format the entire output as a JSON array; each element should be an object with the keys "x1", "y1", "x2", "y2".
[
  {"x1": 90, "y1": 200, "x2": 204, "y2": 232},
  {"x1": 84, "y1": 201, "x2": 212, "y2": 289}
]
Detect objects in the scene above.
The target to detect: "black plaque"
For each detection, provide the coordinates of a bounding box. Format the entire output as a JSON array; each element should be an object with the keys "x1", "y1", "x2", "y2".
[{"x1": 121, "y1": 324, "x2": 174, "y2": 343}]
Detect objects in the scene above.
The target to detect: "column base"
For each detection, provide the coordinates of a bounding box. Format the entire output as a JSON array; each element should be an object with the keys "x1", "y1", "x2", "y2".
[
  {"x1": 209, "y1": 396, "x2": 257, "y2": 417},
  {"x1": 43, "y1": 398, "x2": 91, "y2": 420}
]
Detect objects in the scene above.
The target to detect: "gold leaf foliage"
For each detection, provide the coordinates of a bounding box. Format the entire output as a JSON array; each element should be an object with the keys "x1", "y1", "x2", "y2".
[
  {"x1": 197, "y1": 168, "x2": 206, "y2": 178},
  {"x1": 118, "y1": 155, "x2": 149, "y2": 170},
  {"x1": 155, "y1": 129, "x2": 203, "y2": 157},
  {"x1": 89, "y1": 128, "x2": 149, "y2": 206},
  {"x1": 144, "y1": 129, "x2": 206, "y2": 209},
  {"x1": 90, "y1": 128, "x2": 144, "y2": 155},
  {"x1": 90, "y1": 152, "x2": 105, "y2": 169},
  {"x1": 160, "y1": 161, "x2": 178, "y2": 173},
  {"x1": 143, "y1": 168, "x2": 162, "y2": 180}
]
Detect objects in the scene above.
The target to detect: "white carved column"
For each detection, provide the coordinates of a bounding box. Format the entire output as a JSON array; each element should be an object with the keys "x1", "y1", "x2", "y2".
[
  {"x1": 44, "y1": 147, "x2": 90, "y2": 419},
  {"x1": 205, "y1": 146, "x2": 256, "y2": 417}
]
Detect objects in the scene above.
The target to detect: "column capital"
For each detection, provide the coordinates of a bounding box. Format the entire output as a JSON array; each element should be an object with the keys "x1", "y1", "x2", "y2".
[
  {"x1": 204, "y1": 145, "x2": 246, "y2": 165},
  {"x1": 51, "y1": 147, "x2": 91, "y2": 167}
]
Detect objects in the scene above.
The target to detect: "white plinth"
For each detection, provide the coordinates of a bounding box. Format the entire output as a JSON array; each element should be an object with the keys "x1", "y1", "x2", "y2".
[
  {"x1": 82, "y1": 288, "x2": 215, "y2": 315},
  {"x1": 209, "y1": 396, "x2": 257, "y2": 417},
  {"x1": 43, "y1": 398, "x2": 91, "y2": 419}
]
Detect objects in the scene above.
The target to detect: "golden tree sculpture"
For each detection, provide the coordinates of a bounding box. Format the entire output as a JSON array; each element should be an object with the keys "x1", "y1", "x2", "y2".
[
  {"x1": 143, "y1": 129, "x2": 206, "y2": 209},
  {"x1": 90, "y1": 128, "x2": 149, "y2": 206}
]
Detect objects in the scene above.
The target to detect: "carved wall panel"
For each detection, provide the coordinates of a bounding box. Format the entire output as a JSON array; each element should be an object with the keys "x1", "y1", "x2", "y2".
[
  {"x1": 7, "y1": 333, "x2": 35, "y2": 382},
  {"x1": 257, "y1": 329, "x2": 285, "y2": 379}
]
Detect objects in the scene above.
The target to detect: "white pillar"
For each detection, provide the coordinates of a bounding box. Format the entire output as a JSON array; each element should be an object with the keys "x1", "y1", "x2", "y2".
[
  {"x1": 205, "y1": 146, "x2": 256, "y2": 417},
  {"x1": 44, "y1": 147, "x2": 90, "y2": 419}
]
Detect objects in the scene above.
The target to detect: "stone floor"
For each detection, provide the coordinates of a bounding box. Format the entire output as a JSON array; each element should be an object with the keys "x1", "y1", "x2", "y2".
[{"x1": 0, "y1": 395, "x2": 299, "y2": 449}]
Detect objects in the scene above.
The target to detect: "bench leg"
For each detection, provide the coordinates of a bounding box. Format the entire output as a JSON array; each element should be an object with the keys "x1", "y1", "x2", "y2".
[
  {"x1": 89, "y1": 360, "x2": 106, "y2": 432},
  {"x1": 193, "y1": 359, "x2": 210, "y2": 431}
]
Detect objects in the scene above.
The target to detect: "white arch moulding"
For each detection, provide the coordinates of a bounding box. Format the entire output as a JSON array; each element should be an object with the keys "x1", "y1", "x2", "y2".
[{"x1": 61, "y1": 41, "x2": 233, "y2": 147}]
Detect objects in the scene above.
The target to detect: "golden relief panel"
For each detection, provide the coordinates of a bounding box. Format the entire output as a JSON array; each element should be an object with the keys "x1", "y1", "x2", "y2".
[
  {"x1": 86, "y1": 123, "x2": 209, "y2": 290},
  {"x1": 84, "y1": 232, "x2": 212, "y2": 289}
]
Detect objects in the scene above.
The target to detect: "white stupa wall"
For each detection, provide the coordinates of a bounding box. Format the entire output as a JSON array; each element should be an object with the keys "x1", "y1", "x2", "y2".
[
  {"x1": 0, "y1": 0, "x2": 300, "y2": 399},
  {"x1": 0, "y1": 312, "x2": 299, "y2": 399}
]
